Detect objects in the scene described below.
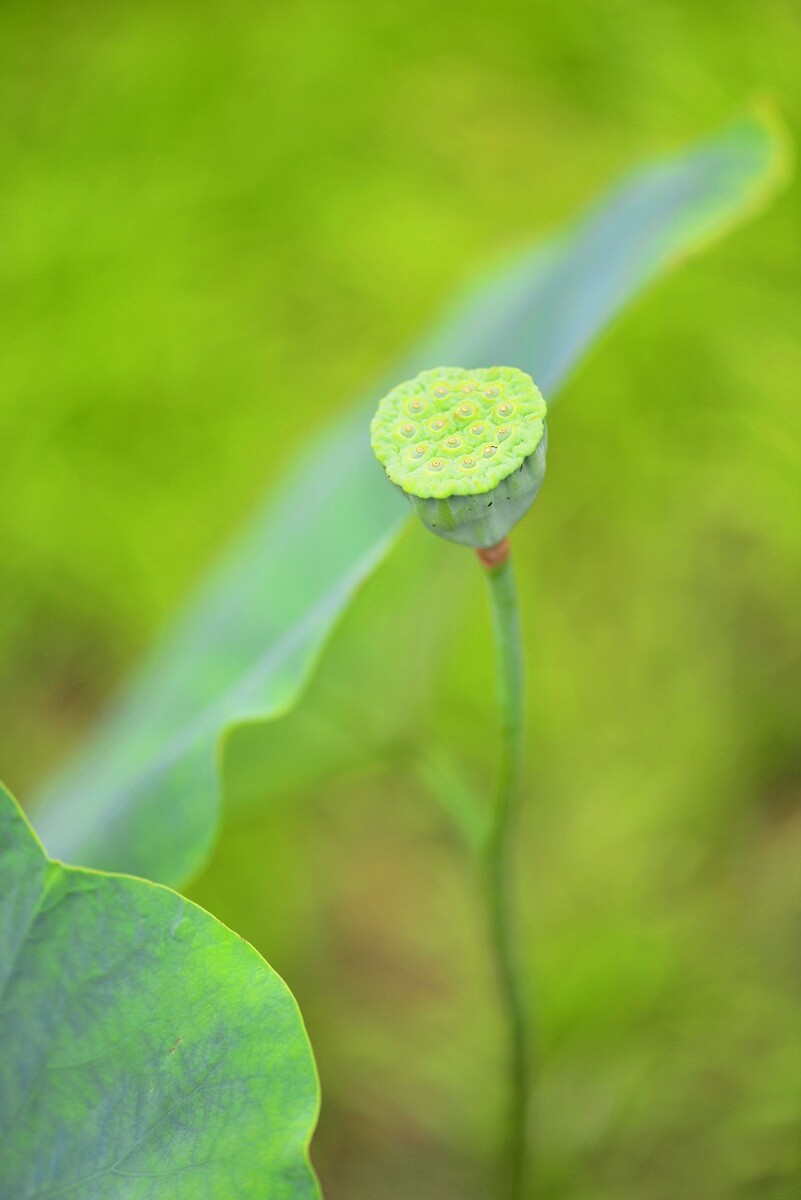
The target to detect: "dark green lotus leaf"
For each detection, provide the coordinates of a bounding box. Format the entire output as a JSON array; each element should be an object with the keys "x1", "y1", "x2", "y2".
[{"x1": 0, "y1": 784, "x2": 320, "y2": 1200}]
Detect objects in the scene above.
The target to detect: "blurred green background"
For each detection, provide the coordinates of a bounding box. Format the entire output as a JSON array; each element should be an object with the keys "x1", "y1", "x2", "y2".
[{"x1": 2, "y1": 2, "x2": 799, "y2": 1198}]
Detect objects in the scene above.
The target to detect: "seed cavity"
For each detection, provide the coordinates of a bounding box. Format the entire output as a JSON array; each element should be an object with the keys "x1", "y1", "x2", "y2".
[
  {"x1": 483, "y1": 445, "x2": 498, "y2": 458},
  {"x1": 412, "y1": 444, "x2": 427, "y2": 458},
  {"x1": 485, "y1": 386, "x2": 499, "y2": 398},
  {"x1": 497, "y1": 402, "x2": 514, "y2": 417},
  {"x1": 434, "y1": 384, "x2": 449, "y2": 397},
  {"x1": 445, "y1": 435, "x2": 462, "y2": 449},
  {"x1": 462, "y1": 456, "x2": 476, "y2": 469},
  {"x1": 470, "y1": 423, "x2": 486, "y2": 436},
  {"x1": 408, "y1": 398, "x2": 424, "y2": 413},
  {"x1": 458, "y1": 402, "x2": 475, "y2": 418},
  {"x1": 400, "y1": 422, "x2": 416, "y2": 438},
  {"x1": 497, "y1": 426, "x2": 511, "y2": 441},
  {"x1": 429, "y1": 458, "x2": 444, "y2": 471}
]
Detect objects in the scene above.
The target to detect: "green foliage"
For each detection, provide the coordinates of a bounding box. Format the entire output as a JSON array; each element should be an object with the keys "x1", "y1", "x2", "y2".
[
  {"x1": 0, "y1": 784, "x2": 320, "y2": 1200},
  {"x1": 31, "y1": 112, "x2": 787, "y2": 891},
  {"x1": 2, "y1": 3, "x2": 798, "y2": 1193}
]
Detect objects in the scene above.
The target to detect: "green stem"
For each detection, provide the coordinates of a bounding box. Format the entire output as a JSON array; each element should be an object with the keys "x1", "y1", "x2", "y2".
[{"x1": 482, "y1": 548, "x2": 532, "y2": 1200}]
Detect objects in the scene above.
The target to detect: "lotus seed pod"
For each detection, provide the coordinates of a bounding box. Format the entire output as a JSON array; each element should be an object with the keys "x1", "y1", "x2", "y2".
[{"x1": 370, "y1": 366, "x2": 547, "y2": 549}]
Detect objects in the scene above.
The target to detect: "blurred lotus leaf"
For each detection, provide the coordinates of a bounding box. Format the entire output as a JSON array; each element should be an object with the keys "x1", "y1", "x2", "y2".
[{"x1": 31, "y1": 111, "x2": 788, "y2": 888}]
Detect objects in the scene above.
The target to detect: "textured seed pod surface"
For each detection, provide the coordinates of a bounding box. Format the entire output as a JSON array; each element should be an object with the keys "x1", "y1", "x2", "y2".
[{"x1": 371, "y1": 366, "x2": 546, "y2": 499}]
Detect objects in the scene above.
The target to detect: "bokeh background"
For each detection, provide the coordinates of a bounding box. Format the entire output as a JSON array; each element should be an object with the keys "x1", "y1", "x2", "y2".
[{"x1": 3, "y1": 2, "x2": 800, "y2": 1198}]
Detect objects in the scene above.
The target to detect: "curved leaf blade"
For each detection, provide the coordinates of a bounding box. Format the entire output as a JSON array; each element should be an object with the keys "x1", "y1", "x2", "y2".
[
  {"x1": 223, "y1": 522, "x2": 472, "y2": 816},
  {"x1": 0, "y1": 784, "x2": 321, "y2": 1199},
  {"x1": 32, "y1": 110, "x2": 788, "y2": 886}
]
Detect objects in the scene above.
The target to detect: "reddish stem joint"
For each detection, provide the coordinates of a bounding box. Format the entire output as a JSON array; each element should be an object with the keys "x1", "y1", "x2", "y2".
[{"x1": 476, "y1": 538, "x2": 510, "y2": 570}]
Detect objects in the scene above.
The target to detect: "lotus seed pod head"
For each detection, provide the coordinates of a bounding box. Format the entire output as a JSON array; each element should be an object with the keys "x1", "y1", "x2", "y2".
[{"x1": 370, "y1": 366, "x2": 547, "y2": 549}]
